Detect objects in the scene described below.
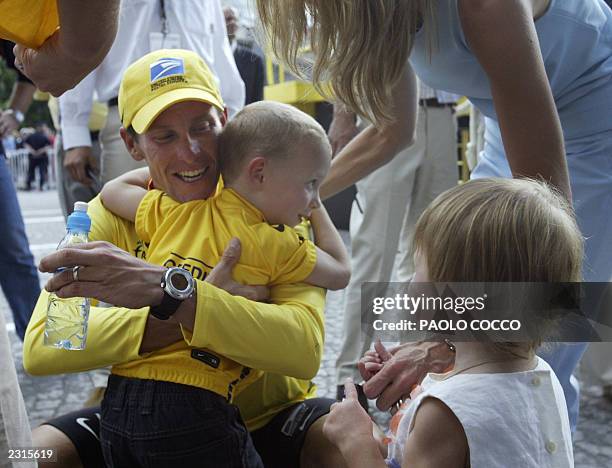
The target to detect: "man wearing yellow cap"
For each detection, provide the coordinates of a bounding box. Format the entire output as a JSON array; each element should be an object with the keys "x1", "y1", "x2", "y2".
[{"x1": 26, "y1": 49, "x2": 344, "y2": 467}]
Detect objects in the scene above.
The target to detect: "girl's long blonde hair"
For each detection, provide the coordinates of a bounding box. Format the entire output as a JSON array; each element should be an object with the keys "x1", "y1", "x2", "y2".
[{"x1": 256, "y1": 0, "x2": 431, "y2": 126}]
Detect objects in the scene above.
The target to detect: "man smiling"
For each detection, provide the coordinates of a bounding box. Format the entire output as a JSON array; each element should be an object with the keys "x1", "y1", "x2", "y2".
[{"x1": 25, "y1": 49, "x2": 344, "y2": 467}]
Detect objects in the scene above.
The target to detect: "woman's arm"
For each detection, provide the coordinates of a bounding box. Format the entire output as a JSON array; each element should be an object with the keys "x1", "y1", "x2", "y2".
[
  {"x1": 459, "y1": 0, "x2": 570, "y2": 200},
  {"x1": 319, "y1": 63, "x2": 419, "y2": 200}
]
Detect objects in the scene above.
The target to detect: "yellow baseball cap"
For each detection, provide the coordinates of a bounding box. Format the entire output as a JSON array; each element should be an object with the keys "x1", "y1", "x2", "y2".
[{"x1": 118, "y1": 49, "x2": 225, "y2": 133}]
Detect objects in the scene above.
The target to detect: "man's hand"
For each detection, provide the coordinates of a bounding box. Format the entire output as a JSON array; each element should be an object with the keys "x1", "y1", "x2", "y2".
[
  {"x1": 141, "y1": 238, "x2": 271, "y2": 353},
  {"x1": 206, "y1": 238, "x2": 270, "y2": 301},
  {"x1": 64, "y1": 146, "x2": 97, "y2": 185},
  {"x1": 328, "y1": 107, "x2": 359, "y2": 156},
  {"x1": 40, "y1": 241, "x2": 165, "y2": 309},
  {"x1": 0, "y1": 110, "x2": 20, "y2": 137},
  {"x1": 359, "y1": 341, "x2": 454, "y2": 411},
  {"x1": 13, "y1": 33, "x2": 96, "y2": 96}
]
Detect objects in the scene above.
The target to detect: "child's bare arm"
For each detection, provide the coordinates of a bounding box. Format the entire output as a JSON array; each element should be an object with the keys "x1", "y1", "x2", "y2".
[
  {"x1": 100, "y1": 167, "x2": 151, "y2": 221},
  {"x1": 402, "y1": 398, "x2": 468, "y2": 468},
  {"x1": 305, "y1": 206, "x2": 351, "y2": 290}
]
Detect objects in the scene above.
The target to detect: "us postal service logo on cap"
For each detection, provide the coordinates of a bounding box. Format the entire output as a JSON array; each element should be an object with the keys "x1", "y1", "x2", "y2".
[{"x1": 149, "y1": 57, "x2": 187, "y2": 90}]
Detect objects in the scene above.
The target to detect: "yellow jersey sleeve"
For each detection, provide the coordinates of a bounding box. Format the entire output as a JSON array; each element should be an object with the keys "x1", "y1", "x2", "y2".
[
  {"x1": 184, "y1": 281, "x2": 325, "y2": 380},
  {"x1": 253, "y1": 224, "x2": 317, "y2": 285},
  {"x1": 23, "y1": 196, "x2": 151, "y2": 376},
  {"x1": 135, "y1": 189, "x2": 181, "y2": 242},
  {"x1": 0, "y1": 0, "x2": 58, "y2": 48},
  {"x1": 23, "y1": 290, "x2": 150, "y2": 375},
  {"x1": 183, "y1": 218, "x2": 325, "y2": 379}
]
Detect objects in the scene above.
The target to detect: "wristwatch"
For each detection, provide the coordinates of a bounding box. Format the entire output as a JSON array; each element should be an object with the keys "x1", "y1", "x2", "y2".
[
  {"x1": 5, "y1": 108, "x2": 25, "y2": 124},
  {"x1": 149, "y1": 267, "x2": 195, "y2": 320}
]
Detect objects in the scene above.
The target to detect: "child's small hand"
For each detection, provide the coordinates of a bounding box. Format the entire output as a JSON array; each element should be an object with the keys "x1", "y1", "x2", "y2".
[
  {"x1": 358, "y1": 340, "x2": 393, "y2": 381},
  {"x1": 323, "y1": 378, "x2": 374, "y2": 452},
  {"x1": 374, "y1": 339, "x2": 393, "y2": 361}
]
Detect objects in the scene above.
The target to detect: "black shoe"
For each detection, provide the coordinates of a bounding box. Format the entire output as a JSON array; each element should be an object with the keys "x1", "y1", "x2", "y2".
[{"x1": 336, "y1": 384, "x2": 369, "y2": 412}]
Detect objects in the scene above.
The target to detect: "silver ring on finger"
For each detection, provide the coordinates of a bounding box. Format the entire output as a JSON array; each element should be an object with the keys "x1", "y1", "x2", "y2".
[
  {"x1": 393, "y1": 398, "x2": 405, "y2": 413},
  {"x1": 72, "y1": 265, "x2": 81, "y2": 282}
]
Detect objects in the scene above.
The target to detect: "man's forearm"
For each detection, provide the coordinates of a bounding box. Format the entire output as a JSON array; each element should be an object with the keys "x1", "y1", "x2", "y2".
[
  {"x1": 57, "y1": 0, "x2": 119, "y2": 64},
  {"x1": 178, "y1": 282, "x2": 325, "y2": 379},
  {"x1": 139, "y1": 282, "x2": 325, "y2": 379}
]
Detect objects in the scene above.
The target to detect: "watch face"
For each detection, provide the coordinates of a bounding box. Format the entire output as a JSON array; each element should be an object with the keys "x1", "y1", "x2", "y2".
[
  {"x1": 170, "y1": 272, "x2": 188, "y2": 290},
  {"x1": 165, "y1": 267, "x2": 195, "y2": 300}
]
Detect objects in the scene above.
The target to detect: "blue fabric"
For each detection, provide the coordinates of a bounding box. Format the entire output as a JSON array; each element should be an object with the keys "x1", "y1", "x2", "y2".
[
  {"x1": 0, "y1": 155, "x2": 40, "y2": 341},
  {"x1": 410, "y1": 0, "x2": 612, "y2": 432}
]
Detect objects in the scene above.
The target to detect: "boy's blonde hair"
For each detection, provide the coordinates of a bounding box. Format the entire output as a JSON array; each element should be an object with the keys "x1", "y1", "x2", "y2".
[
  {"x1": 219, "y1": 101, "x2": 330, "y2": 183},
  {"x1": 413, "y1": 178, "x2": 584, "y2": 350}
]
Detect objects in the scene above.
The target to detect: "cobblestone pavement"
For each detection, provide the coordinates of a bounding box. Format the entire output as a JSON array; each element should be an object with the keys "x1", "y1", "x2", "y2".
[{"x1": 5, "y1": 189, "x2": 612, "y2": 466}]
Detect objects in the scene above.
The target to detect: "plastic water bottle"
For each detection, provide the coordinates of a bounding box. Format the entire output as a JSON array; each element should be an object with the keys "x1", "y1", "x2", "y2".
[{"x1": 44, "y1": 202, "x2": 92, "y2": 350}]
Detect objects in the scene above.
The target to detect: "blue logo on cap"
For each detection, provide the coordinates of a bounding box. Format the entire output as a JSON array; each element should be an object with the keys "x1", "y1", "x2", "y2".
[{"x1": 150, "y1": 58, "x2": 185, "y2": 83}]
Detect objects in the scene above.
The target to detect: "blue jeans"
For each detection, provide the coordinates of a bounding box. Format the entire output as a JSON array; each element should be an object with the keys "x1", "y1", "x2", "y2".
[
  {"x1": 0, "y1": 155, "x2": 40, "y2": 340},
  {"x1": 101, "y1": 375, "x2": 264, "y2": 468}
]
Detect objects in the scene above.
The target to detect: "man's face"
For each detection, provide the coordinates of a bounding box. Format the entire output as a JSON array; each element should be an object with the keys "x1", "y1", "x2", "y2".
[
  {"x1": 224, "y1": 8, "x2": 238, "y2": 42},
  {"x1": 133, "y1": 101, "x2": 225, "y2": 202}
]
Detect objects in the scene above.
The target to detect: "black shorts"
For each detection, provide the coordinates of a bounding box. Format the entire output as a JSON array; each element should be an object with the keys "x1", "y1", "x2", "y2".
[
  {"x1": 43, "y1": 406, "x2": 105, "y2": 468},
  {"x1": 43, "y1": 397, "x2": 334, "y2": 468},
  {"x1": 250, "y1": 397, "x2": 334, "y2": 468}
]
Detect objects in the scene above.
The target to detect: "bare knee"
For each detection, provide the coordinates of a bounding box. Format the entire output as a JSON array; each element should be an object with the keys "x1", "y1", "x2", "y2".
[
  {"x1": 32, "y1": 424, "x2": 84, "y2": 468},
  {"x1": 299, "y1": 415, "x2": 347, "y2": 468}
]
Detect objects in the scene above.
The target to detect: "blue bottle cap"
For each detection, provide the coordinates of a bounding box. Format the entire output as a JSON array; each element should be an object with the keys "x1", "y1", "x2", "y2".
[{"x1": 67, "y1": 202, "x2": 91, "y2": 233}]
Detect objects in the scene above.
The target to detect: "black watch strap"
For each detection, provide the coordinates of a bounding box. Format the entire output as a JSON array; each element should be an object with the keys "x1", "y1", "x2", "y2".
[{"x1": 150, "y1": 293, "x2": 182, "y2": 320}]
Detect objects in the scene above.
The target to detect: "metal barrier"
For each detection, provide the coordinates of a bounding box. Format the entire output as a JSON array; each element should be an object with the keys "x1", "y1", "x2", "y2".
[{"x1": 4, "y1": 148, "x2": 56, "y2": 189}]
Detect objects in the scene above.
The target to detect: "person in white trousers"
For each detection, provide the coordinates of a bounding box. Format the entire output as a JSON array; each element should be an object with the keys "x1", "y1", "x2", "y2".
[{"x1": 332, "y1": 84, "x2": 459, "y2": 400}]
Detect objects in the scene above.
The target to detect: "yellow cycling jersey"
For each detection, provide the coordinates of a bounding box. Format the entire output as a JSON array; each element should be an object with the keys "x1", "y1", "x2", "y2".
[
  {"x1": 0, "y1": 0, "x2": 58, "y2": 48},
  {"x1": 23, "y1": 194, "x2": 325, "y2": 430},
  {"x1": 110, "y1": 188, "x2": 317, "y2": 399},
  {"x1": 137, "y1": 188, "x2": 317, "y2": 286}
]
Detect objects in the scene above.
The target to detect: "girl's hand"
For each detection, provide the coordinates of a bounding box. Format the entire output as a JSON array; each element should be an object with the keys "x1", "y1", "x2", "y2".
[
  {"x1": 323, "y1": 378, "x2": 375, "y2": 452},
  {"x1": 358, "y1": 339, "x2": 393, "y2": 380}
]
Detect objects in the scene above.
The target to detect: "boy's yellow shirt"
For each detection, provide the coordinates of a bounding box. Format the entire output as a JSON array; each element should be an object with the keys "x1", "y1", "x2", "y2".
[
  {"x1": 109, "y1": 188, "x2": 317, "y2": 399},
  {"x1": 0, "y1": 0, "x2": 58, "y2": 48},
  {"x1": 23, "y1": 193, "x2": 324, "y2": 430},
  {"x1": 136, "y1": 188, "x2": 317, "y2": 285}
]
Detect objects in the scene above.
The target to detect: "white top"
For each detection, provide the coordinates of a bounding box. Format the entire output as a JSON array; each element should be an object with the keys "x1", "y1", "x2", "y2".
[
  {"x1": 59, "y1": 0, "x2": 245, "y2": 150},
  {"x1": 386, "y1": 356, "x2": 573, "y2": 468}
]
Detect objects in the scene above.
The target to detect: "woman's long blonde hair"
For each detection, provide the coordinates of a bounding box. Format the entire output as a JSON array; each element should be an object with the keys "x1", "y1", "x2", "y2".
[{"x1": 256, "y1": 0, "x2": 431, "y2": 126}]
